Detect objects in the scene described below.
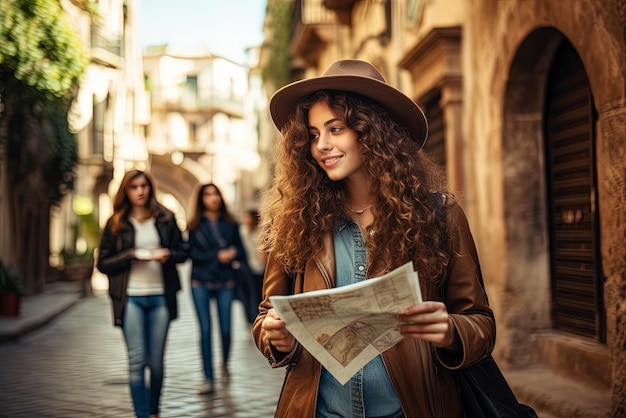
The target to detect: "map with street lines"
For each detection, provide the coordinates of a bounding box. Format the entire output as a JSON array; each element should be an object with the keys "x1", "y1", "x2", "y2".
[{"x1": 270, "y1": 262, "x2": 422, "y2": 384}]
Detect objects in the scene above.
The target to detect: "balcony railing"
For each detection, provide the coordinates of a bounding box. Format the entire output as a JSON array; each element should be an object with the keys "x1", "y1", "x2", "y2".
[
  {"x1": 91, "y1": 25, "x2": 123, "y2": 66},
  {"x1": 291, "y1": 0, "x2": 339, "y2": 67},
  {"x1": 293, "y1": 0, "x2": 336, "y2": 33},
  {"x1": 151, "y1": 90, "x2": 244, "y2": 118}
]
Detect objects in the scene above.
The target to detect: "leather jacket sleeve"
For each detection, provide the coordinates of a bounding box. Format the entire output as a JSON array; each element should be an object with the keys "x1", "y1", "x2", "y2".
[
  {"x1": 252, "y1": 251, "x2": 300, "y2": 367},
  {"x1": 433, "y1": 202, "x2": 496, "y2": 369},
  {"x1": 96, "y1": 218, "x2": 135, "y2": 277}
]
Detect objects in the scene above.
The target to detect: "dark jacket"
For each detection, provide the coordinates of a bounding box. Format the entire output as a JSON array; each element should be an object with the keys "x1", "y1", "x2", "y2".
[
  {"x1": 188, "y1": 216, "x2": 247, "y2": 283},
  {"x1": 96, "y1": 207, "x2": 188, "y2": 327},
  {"x1": 252, "y1": 203, "x2": 496, "y2": 418}
]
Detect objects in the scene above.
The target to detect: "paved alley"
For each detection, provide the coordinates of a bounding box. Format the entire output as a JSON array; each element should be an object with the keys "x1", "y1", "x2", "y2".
[{"x1": 0, "y1": 265, "x2": 284, "y2": 418}]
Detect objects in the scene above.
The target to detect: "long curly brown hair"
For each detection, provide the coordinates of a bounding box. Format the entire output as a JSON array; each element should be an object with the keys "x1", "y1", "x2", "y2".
[{"x1": 260, "y1": 91, "x2": 453, "y2": 282}]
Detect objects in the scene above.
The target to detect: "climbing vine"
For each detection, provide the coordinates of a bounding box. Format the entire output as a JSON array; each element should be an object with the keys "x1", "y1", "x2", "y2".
[{"x1": 261, "y1": 0, "x2": 293, "y2": 90}]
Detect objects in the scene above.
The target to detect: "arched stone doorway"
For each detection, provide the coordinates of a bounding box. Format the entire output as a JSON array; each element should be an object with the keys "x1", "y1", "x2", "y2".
[
  {"x1": 500, "y1": 28, "x2": 562, "y2": 364},
  {"x1": 501, "y1": 28, "x2": 608, "y2": 387},
  {"x1": 150, "y1": 153, "x2": 211, "y2": 226}
]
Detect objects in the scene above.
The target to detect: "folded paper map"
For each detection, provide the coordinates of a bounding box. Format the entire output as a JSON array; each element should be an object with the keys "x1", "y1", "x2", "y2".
[{"x1": 270, "y1": 262, "x2": 422, "y2": 384}]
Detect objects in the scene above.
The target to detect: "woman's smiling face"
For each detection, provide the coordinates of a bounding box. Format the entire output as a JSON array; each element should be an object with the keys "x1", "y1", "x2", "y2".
[{"x1": 308, "y1": 101, "x2": 367, "y2": 183}]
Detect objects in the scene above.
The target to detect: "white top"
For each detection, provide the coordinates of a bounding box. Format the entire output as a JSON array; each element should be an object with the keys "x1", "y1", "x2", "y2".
[{"x1": 127, "y1": 217, "x2": 164, "y2": 296}]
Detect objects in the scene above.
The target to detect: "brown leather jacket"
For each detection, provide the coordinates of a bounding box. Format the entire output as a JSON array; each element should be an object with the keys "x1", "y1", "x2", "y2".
[{"x1": 252, "y1": 203, "x2": 495, "y2": 418}]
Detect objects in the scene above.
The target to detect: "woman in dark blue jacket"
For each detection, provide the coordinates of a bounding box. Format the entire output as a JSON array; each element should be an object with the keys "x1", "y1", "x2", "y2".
[
  {"x1": 96, "y1": 169, "x2": 188, "y2": 418},
  {"x1": 187, "y1": 183, "x2": 247, "y2": 395}
]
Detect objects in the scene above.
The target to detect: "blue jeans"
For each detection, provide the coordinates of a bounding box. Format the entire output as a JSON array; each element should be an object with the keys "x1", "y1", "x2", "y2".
[
  {"x1": 122, "y1": 295, "x2": 170, "y2": 418},
  {"x1": 191, "y1": 285, "x2": 235, "y2": 381}
]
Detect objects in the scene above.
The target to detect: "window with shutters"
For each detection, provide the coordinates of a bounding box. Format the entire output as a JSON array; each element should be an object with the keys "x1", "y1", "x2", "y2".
[{"x1": 421, "y1": 90, "x2": 446, "y2": 168}]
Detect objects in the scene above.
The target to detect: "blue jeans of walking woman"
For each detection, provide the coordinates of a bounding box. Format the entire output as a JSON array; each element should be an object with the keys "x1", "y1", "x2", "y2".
[
  {"x1": 191, "y1": 285, "x2": 235, "y2": 382},
  {"x1": 122, "y1": 295, "x2": 170, "y2": 418}
]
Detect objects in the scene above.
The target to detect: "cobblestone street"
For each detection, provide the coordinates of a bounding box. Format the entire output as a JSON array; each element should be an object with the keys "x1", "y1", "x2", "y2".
[{"x1": 0, "y1": 264, "x2": 283, "y2": 418}]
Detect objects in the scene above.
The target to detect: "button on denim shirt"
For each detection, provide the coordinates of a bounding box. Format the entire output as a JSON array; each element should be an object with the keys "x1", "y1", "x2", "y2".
[{"x1": 316, "y1": 220, "x2": 403, "y2": 418}]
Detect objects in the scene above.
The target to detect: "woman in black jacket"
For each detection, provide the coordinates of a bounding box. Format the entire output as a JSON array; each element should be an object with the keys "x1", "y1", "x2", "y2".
[
  {"x1": 187, "y1": 183, "x2": 247, "y2": 395},
  {"x1": 96, "y1": 169, "x2": 188, "y2": 418}
]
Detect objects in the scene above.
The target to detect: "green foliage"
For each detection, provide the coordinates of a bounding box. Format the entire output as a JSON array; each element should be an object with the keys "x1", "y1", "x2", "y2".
[
  {"x1": 60, "y1": 247, "x2": 95, "y2": 264},
  {"x1": 6, "y1": 89, "x2": 78, "y2": 205},
  {"x1": 76, "y1": 211, "x2": 101, "y2": 253},
  {"x1": 43, "y1": 96, "x2": 79, "y2": 203},
  {"x1": 78, "y1": 212, "x2": 101, "y2": 242},
  {"x1": 0, "y1": 260, "x2": 25, "y2": 295},
  {"x1": 61, "y1": 211, "x2": 101, "y2": 265},
  {"x1": 0, "y1": 0, "x2": 84, "y2": 204},
  {"x1": 0, "y1": 0, "x2": 88, "y2": 98},
  {"x1": 261, "y1": 0, "x2": 293, "y2": 89}
]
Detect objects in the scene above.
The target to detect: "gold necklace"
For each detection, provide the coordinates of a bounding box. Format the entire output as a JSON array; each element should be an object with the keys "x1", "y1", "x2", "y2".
[
  {"x1": 349, "y1": 210, "x2": 375, "y2": 240},
  {"x1": 347, "y1": 204, "x2": 374, "y2": 214}
]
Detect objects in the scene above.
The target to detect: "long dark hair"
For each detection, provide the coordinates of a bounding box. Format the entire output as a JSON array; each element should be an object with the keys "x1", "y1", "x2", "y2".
[
  {"x1": 110, "y1": 170, "x2": 162, "y2": 235},
  {"x1": 187, "y1": 183, "x2": 237, "y2": 230}
]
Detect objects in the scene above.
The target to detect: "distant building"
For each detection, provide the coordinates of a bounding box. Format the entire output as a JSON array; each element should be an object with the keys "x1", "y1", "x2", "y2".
[{"x1": 142, "y1": 45, "x2": 261, "y2": 221}]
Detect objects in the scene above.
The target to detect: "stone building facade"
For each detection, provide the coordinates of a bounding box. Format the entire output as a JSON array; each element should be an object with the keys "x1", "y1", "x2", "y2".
[
  {"x1": 275, "y1": 0, "x2": 625, "y2": 416},
  {"x1": 141, "y1": 46, "x2": 262, "y2": 220}
]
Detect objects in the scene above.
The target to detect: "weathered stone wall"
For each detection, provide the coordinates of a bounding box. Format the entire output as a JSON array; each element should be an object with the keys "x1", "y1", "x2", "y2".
[
  {"x1": 465, "y1": 0, "x2": 626, "y2": 414},
  {"x1": 598, "y1": 106, "x2": 626, "y2": 416}
]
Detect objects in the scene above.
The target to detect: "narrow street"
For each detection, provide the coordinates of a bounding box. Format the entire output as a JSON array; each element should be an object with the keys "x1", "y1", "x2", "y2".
[{"x1": 0, "y1": 263, "x2": 284, "y2": 418}]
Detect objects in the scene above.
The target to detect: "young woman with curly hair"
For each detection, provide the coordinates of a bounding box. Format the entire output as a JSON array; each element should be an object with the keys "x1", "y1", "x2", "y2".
[{"x1": 253, "y1": 59, "x2": 496, "y2": 418}]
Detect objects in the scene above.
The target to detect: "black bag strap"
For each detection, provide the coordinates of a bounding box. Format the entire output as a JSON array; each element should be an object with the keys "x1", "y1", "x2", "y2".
[{"x1": 287, "y1": 270, "x2": 299, "y2": 295}]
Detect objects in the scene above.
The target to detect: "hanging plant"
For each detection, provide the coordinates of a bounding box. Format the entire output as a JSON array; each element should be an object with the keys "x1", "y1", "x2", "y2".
[{"x1": 0, "y1": 0, "x2": 88, "y2": 98}]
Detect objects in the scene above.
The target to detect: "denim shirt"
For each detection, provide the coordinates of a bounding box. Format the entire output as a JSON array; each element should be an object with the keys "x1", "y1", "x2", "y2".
[{"x1": 316, "y1": 220, "x2": 403, "y2": 418}]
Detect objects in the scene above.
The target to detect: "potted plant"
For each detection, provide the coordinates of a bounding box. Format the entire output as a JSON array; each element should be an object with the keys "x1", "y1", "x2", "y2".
[
  {"x1": 61, "y1": 247, "x2": 95, "y2": 282},
  {"x1": 60, "y1": 211, "x2": 99, "y2": 297},
  {"x1": 0, "y1": 261, "x2": 25, "y2": 317}
]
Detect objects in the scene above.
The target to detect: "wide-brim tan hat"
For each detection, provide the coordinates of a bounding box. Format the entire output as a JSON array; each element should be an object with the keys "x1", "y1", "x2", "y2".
[{"x1": 269, "y1": 59, "x2": 428, "y2": 147}]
